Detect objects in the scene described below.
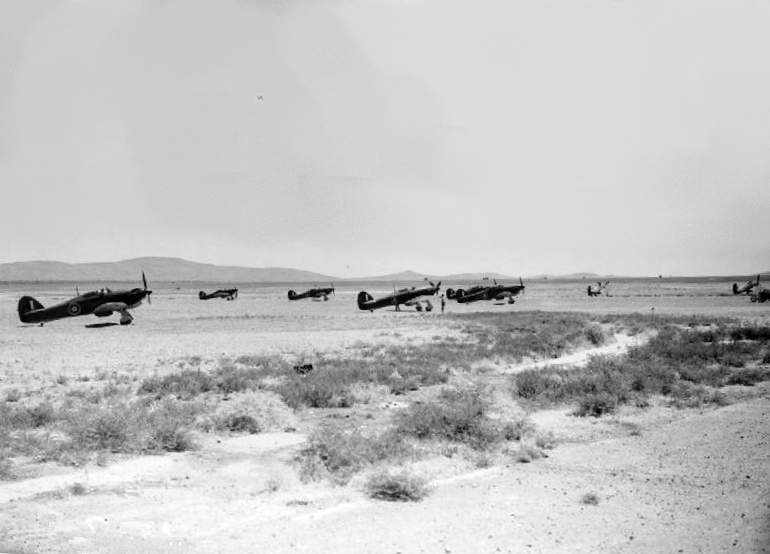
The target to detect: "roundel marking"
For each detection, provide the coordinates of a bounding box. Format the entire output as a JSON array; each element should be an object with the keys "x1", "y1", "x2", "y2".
[{"x1": 68, "y1": 302, "x2": 81, "y2": 315}]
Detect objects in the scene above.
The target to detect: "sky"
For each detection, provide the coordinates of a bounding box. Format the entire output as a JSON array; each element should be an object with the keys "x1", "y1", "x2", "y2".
[{"x1": 1, "y1": 0, "x2": 769, "y2": 278}]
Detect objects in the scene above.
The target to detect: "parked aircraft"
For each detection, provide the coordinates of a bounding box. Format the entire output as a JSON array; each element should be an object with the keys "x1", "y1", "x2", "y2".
[
  {"x1": 733, "y1": 275, "x2": 760, "y2": 295},
  {"x1": 750, "y1": 288, "x2": 770, "y2": 303},
  {"x1": 357, "y1": 280, "x2": 441, "y2": 312},
  {"x1": 288, "y1": 285, "x2": 335, "y2": 301},
  {"x1": 199, "y1": 288, "x2": 238, "y2": 300},
  {"x1": 18, "y1": 273, "x2": 152, "y2": 326},
  {"x1": 587, "y1": 281, "x2": 610, "y2": 297},
  {"x1": 446, "y1": 278, "x2": 525, "y2": 304}
]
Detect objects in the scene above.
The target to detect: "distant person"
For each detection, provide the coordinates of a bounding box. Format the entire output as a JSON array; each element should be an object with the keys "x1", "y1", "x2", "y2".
[{"x1": 440, "y1": 294, "x2": 446, "y2": 313}]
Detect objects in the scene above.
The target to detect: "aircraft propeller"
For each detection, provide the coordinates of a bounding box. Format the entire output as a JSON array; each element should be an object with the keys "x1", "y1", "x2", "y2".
[{"x1": 142, "y1": 271, "x2": 153, "y2": 304}]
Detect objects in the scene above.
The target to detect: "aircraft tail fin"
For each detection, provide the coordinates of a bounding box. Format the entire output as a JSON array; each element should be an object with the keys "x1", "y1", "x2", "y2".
[
  {"x1": 446, "y1": 288, "x2": 456, "y2": 300},
  {"x1": 198, "y1": 291, "x2": 207, "y2": 300},
  {"x1": 288, "y1": 290, "x2": 297, "y2": 300},
  {"x1": 357, "y1": 291, "x2": 373, "y2": 310},
  {"x1": 732, "y1": 283, "x2": 739, "y2": 295},
  {"x1": 18, "y1": 296, "x2": 44, "y2": 323}
]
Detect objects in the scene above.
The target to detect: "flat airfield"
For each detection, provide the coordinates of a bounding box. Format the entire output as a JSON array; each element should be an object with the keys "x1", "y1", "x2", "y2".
[
  {"x1": 1, "y1": 277, "x2": 769, "y2": 554},
  {"x1": 1, "y1": 277, "x2": 767, "y2": 380}
]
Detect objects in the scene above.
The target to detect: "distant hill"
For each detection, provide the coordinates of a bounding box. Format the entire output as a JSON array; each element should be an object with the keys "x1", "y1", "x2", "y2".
[
  {"x1": 5, "y1": 257, "x2": 761, "y2": 283},
  {"x1": 440, "y1": 272, "x2": 513, "y2": 282},
  {"x1": 353, "y1": 271, "x2": 514, "y2": 282},
  {"x1": 532, "y1": 272, "x2": 596, "y2": 279},
  {"x1": 353, "y1": 270, "x2": 430, "y2": 282},
  {"x1": 0, "y1": 257, "x2": 336, "y2": 283}
]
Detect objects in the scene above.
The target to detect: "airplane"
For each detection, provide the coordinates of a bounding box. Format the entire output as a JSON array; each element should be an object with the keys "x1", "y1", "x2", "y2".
[
  {"x1": 357, "y1": 280, "x2": 441, "y2": 312},
  {"x1": 288, "y1": 284, "x2": 335, "y2": 301},
  {"x1": 732, "y1": 275, "x2": 760, "y2": 295},
  {"x1": 587, "y1": 281, "x2": 610, "y2": 297},
  {"x1": 199, "y1": 288, "x2": 238, "y2": 301},
  {"x1": 750, "y1": 287, "x2": 770, "y2": 303},
  {"x1": 18, "y1": 273, "x2": 152, "y2": 326},
  {"x1": 445, "y1": 278, "x2": 525, "y2": 304}
]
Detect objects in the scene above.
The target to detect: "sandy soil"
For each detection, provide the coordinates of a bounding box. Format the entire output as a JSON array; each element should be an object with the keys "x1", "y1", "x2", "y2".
[{"x1": 1, "y1": 280, "x2": 769, "y2": 553}]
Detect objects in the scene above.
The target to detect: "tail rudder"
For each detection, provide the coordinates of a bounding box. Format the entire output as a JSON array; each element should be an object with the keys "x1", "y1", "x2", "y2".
[
  {"x1": 357, "y1": 291, "x2": 373, "y2": 310},
  {"x1": 18, "y1": 296, "x2": 44, "y2": 323},
  {"x1": 732, "y1": 283, "x2": 739, "y2": 295},
  {"x1": 446, "y1": 288, "x2": 456, "y2": 300},
  {"x1": 288, "y1": 290, "x2": 297, "y2": 300},
  {"x1": 199, "y1": 291, "x2": 207, "y2": 300}
]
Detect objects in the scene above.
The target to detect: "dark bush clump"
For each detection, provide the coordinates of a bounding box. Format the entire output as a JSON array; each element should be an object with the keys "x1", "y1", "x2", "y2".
[
  {"x1": 297, "y1": 425, "x2": 409, "y2": 484},
  {"x1": 724, "y1": 367, "x2": 770, "y2": 387},
  {"x1": 365, "y1": 469, "x2": 430, "y2": 502},
  {"x1": 395, "y1": 388, "x2": 502, "y2": 450},
  {"x1": 574, "y1": 393, "x2": 617, "y2": 417},
  {"x1": 138, "y1": 371, "x2": 214, "y2": 400}
]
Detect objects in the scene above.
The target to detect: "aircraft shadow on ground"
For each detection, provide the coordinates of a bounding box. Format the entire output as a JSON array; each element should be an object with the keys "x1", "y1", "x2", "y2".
[{"x1": 85, "y1": 322, "x2": 120, "y2": 329}]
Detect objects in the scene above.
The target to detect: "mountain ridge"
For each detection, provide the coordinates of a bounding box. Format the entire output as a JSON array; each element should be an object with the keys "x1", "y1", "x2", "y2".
[
  {"x1": 0, "y1": 257, "x2": 335, "y2": 283},
  {"x1": 1, "y1": 258, "x2": 766, "y2": 282}
]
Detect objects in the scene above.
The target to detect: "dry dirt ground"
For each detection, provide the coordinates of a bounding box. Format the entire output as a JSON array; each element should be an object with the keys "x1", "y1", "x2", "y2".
[{"x1": 1, "y1": 280, "x2": 769, "y2": 553}]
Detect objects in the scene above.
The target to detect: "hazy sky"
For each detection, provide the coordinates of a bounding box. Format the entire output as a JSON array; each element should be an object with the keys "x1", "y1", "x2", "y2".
[{"x1": 1, "y1": 0, "x2": 769, "y2": 277}]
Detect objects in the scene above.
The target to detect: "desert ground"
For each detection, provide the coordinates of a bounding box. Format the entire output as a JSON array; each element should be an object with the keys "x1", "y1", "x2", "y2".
[{"x1": 1, "y1": 278, "x2": 769, "y2": 553}]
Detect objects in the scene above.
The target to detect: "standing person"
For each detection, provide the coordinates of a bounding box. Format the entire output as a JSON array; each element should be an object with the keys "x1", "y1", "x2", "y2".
[{"x1": 440, "y1": 294, "x2": 446, "y2": 314}]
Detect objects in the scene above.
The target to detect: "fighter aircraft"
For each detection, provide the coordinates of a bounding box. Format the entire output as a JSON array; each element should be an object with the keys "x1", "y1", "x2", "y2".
[
  {"x1": 357, "y1": 280, "x2": 441, "y2": 312},
  {"x1": 732, "y1": 275, "x2": 760, "y2": 296},
  {"x1": 199, "y1": 288, "x2": 238, "y2": 300},
  {"x1": 288, "y1": 285, "x2": 335, "y2": 301},
  {"x1": 445, "y1": 278, "x2": 525, "y2": 304},
  {"x1": 587, "y1": 281, "x2": 610, "y2": 297},
  {"x1": 18, "y1": 273, "x2": 152, "y2": 326}
]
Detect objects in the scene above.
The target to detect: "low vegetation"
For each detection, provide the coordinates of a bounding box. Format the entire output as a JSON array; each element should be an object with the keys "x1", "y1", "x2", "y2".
[
  {"x1": 513, "y1": 323, "x2": 770, "y2": 415},
  {"x1": 0, "y1": 392, "x2": 201, "y2": 478},
  {"x1": 295, "y1": 385, "x2": 538, "y2": 490},
  {"x1": 365, "y1": 468, "x2": 430, "y2": 502},
  {"x1": 134, "y1": 311, "x2": 615, "y2": 413},
  {"x1": 296, "y1": 425, "x2": 412, "y2": 485},
  {"x1": 393, "y1": 388, "x2": 510, "y2": 450},
  {"x1": 3, "y1": 311, "x2": 768, "y2": 490}
]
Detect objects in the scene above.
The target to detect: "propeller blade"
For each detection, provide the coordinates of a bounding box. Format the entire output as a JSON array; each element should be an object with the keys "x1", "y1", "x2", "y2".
[{"x1": 142, "y1": 271, "x2": 152, "y2": 304}]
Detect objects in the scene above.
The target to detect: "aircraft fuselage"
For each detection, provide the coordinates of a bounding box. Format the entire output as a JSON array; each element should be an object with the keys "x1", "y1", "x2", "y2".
[
  {"x1": 357, "y1": 283, "x2": 440, "y2": 311},
  {"x1": 18, "y1": 288, "x2": 151, "y2": 325}
]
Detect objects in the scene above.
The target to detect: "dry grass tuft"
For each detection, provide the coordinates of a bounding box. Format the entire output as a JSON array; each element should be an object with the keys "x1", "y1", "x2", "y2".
[{"x1": 365, "y1": 468, "x2": 430, "y2": 502}]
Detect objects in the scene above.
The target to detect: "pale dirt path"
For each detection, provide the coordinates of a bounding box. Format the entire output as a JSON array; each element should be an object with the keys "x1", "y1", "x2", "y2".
[
  {"x1": 2, "y1": 393, "x2": 768, "y2": 554},
  {"x1": 201, "y1": 394, "x2": 770, "y2": 554},
  {"x1": 512, "y1": 332, "x2": 647, "y2": 372}
]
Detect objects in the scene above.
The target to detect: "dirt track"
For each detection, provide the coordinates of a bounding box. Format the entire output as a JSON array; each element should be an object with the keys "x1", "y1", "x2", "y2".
[
  {"x1": 2, "y1": 391, "x2": 768, "y2": 554},
  {"x1": 1, "y1": 280, "x2": 769, "y2": 553}
]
